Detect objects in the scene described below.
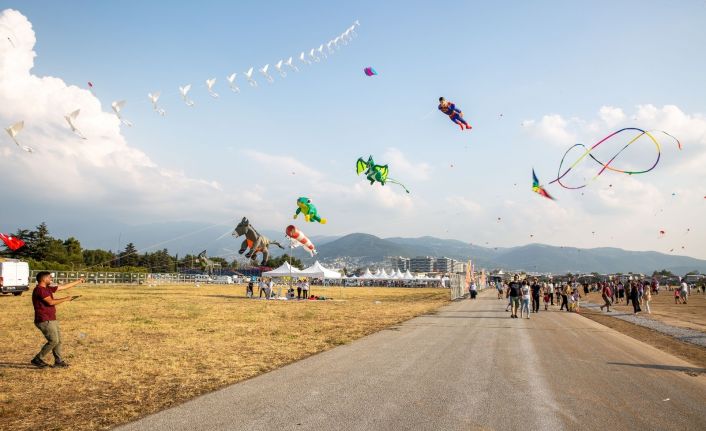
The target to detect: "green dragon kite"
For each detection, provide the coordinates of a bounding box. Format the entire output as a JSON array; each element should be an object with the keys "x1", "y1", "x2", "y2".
[{"x1": 356, "y1": 155, "x2": 410, "y2": 194}]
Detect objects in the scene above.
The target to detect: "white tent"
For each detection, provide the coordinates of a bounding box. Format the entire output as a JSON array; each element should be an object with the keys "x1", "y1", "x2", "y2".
[
  {"x1": 403, "y1": 270, "x2": 415, "y2": 280},
  {"x1": 374, "y1": 269, "x2": 382, "y2": 277},
  {"x1": 300, "y1": 261, "x2": 342, "y2": 279},
  {"x1": 379, "y1": 268, "x2": 389, "y2": 279},
  {"x1": 360, "y1": 268, "x2": 375, "y2": 279},
  {"x1": 262, "y1": 261, "x2": 303, "y2": 277}
]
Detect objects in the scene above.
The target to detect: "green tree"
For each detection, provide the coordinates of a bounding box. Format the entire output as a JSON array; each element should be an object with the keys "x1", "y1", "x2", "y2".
[
  {"x1": 119, "y1": 243, "x2": 139, "y2": 267},
  {"x1": 264, "y1": 254, "x2": 303, "y2": 269}
]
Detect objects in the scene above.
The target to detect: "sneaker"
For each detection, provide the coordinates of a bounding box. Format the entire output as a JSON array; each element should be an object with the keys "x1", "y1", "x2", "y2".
[
  {"x1": 31, "y1": 357, "x2": 49, "y2": 368},
  {"x1": 53, "y1": 361, "x2": 69, "y2": 368}
]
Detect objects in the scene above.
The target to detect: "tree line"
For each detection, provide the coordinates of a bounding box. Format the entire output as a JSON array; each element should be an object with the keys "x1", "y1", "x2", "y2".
[{"x1": 0, "y1": 222, "x2": 296, "y2": 272}]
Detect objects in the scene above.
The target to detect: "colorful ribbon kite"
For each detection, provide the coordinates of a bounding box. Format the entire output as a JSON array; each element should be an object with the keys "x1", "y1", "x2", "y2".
[{"x1": 532, "y1": 169, "x2": 555, "y2": 200}]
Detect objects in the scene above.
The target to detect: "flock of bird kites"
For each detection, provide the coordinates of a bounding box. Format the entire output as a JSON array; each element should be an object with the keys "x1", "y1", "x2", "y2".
[{"x1": 1, "y1": 15, "x2": 698, "y2": 256}]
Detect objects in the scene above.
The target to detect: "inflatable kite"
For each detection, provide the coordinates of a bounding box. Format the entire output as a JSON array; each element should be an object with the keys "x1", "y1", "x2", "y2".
[
  {"x1": 111, "y1": 100, "x2": 133, "y2": 127},
  {"x1": 294, "y1": 197, "x2": 327, "y2": 224},
  {"x1": 438, "y1": 97, "x2": 472, "y2": 131},
  {"x1": 532, "y1": 169, "x2": 555, "y2": 201},
  {"x1": 356, "y1": 155, "x2": 410, "y2": 193},
  {"x1": 232, "y1": 217, "x2": 284, "y2": 265},
  {"x1": 364, "y1": 67, "x2": 377, "y2": 76},
  {"x1": 285, "y1": 225, "x2": 317, "y2": 257}
]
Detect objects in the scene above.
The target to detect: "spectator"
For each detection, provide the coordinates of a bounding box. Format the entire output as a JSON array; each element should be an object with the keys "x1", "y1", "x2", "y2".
[
  {"x1": 679, "y1": 279, "x2": 689, "y2": 304},
  {"x1": 630, "y1": 281, "x2": 641, "y2": 314},
  {"x1": 642, "y1": 282, "x2": 652, "y2": 314},
  {"x1": 520, "y1": 280, "x2": 531, "y2": 319},
  {"x1": 507, "y1": 275, "x2": 521, "y2": 318},
  {"x1": 302, "y1": 279, "x2": 310, "y2": 299},
  {"x1": 600, "y1": 283, "x2": 612, "y2": 312},
  {"x1": 530, "y1": 278, "x2": 541, "y2": 313},
  {"x1": 469, "y1": 282, "x2": 478, "y2": 299}
]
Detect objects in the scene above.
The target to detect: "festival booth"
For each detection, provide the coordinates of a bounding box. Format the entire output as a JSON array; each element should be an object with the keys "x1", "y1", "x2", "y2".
[
  {"x1": 261, "y1": 262, "x2": 303, "y2": 278},
  {"x1": 300, "y1": 261, "x2": 342, "y2": 281}
]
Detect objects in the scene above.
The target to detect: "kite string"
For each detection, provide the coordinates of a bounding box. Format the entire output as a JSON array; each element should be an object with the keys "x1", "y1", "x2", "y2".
[{"x1": 80, "y1": 216, "x2": 237, "y2": 271}]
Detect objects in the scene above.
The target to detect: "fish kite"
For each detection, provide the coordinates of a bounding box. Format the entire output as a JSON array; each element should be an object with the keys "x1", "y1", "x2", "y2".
[
  {"x1": 356, "y1": 155, "x2": 410, "y2": 193},
  {"x1": 206, "y1": 78, "x2": 219, "y2": 98},
  {"x1": 147, "y1": 92, "x2": 166, "y2": 116},
  {"x1": 0, "y1": 233, "x2": 25, "y2": 251},
  {"x1": 64, "y1": 109, "x2": 87, "y2": 139},
  {"x1": 285, "y1": 225, "x2": 317, "y2": 257},
  {"x1": 438, "y1": 97, "x2": 472, "y2": 131},
  {"x1": 532, "y1": 169, "x2": 555, "y2": 201},
  {"x1": 244, "y1": 67, "x2": 258, "y2": 87},
  {"x1": 294, "y1": 197, "x2": 327, "y2": 224},
  {"x1": 5, "y1": 120, "x2": 24, "y2": 146},
  {"x1": 179, "y1": 84, "x2": 195, "y2": 107},
  {"x1": 111, "y1": 100, "x2": 133, "y2": 127},
  {"x1": 364, "y1": 67, "x2": 377, "y2": 76},
  {"x1": 259, "y1": 64, "x2": 274, "y2": 83},
  {"x1": 226, "y1": 73, "x2": 240, "y2": 93}
]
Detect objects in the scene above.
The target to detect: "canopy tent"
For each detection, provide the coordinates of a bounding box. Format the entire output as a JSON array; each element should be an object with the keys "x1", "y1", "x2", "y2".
[
  {"x1": 300, "y1": 261, "x2": 342, "y2": 279},
  {"x1": 378, "y1": 268, "x2": 389, "y2": 279},
  {"x1": 360, "y1": 268, "x2": 376, "y2": 279},
  {"x1": 403, "y1": 270, "x2": 415, "y2": 280},
  {"x1": 261, "y1": 261, "x2": 303, "y2": 277}
]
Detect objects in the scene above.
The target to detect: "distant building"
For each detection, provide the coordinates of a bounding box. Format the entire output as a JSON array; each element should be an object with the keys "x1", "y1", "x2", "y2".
[
  {"x1": 452, "y1": 260, "x2": 465, "y2": 273},
  {"x1": 410, "y1": 256, "x2": 436, "y2": 273},
  {"x1": 388, "y1": 256, "x2": 411, "y2": 271},
  {"x1": 434, "y1": 257, "x2": 454, "y2": 273}
]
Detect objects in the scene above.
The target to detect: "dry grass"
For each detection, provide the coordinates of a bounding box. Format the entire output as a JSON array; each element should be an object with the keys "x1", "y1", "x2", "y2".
[
  {"x1": 583, "y1": 288, "x2": 706, "y2": 332},
  {"x1": 0, "y1": 284, "x2": 449, "y2": 431}
]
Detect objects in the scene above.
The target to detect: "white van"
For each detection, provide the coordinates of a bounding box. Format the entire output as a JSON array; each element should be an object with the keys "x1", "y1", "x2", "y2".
[
  {"x1": 0, "y1": 259, "x2": 30, "y2": 296},
  {"x1": 213, "y1": 276, "x2": 234, "y2": 284}
]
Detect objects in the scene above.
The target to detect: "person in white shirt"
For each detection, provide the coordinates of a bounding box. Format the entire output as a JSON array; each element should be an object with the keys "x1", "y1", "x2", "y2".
[
  {"x1": 680, "y1": 280, "x2": 689, "y2": 304},
  {"x1": 302, "y1": 280, "x2": 310, "y2": 299},
  {"x1": 258, "y1": 279, "x2": 267, "y2": 298},
  {"x1": 548, "y1": 282, "x2": 555, "y2": 305}
]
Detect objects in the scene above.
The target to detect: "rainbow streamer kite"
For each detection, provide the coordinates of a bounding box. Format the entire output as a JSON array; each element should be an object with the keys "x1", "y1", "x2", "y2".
[
  {"x1": 532, "y1": 169, "x2": 555, "y2": 200},
  {"x1": 533, "y1": 127, "x2": 681, "y2": 198}
]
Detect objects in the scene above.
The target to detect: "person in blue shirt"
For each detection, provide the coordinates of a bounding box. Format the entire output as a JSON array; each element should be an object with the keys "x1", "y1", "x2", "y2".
[{"x1": 438, "y1": 97, "x2": 472, "y2": 131}]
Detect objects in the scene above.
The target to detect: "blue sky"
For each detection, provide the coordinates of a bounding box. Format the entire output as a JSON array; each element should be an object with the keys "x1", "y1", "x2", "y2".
[{"x1": 1, "y1": 0, "x2": 705, "y2": 258}]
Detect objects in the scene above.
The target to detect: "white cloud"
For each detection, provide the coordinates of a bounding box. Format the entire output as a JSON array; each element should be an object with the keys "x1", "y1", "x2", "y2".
[
  {"x1": 0, "y1": 9, "x2": 247, "y2": 222},
  {"x1": 446, "y1": 195, "x2": 483, "y2": 215},
  {"x1": 599, "y1": 106, "x2": 625, "y2": 127},
  {"x1": 382, "y1": 147, "x2": 432, "y2": 181},
  {"x1": 522, "y1": 114, "x2": 576, "y2": 146}
]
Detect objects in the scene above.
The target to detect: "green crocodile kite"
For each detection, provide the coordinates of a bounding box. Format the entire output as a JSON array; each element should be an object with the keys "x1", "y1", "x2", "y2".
[
  {"x1": 294, "y1": 197, "x2": 327, "y2": 224},
  {"x1": 356, "y1": 155, "x2": 410, "y2": 194}
]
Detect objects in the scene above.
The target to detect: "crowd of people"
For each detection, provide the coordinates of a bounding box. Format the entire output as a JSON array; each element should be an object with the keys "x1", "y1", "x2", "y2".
[
  {"x1": 482, "y1": 274, "x2": 703, "y2": 318},
  {"x1": 245, "y1": 278, "x2": 311, "y2": 300}
]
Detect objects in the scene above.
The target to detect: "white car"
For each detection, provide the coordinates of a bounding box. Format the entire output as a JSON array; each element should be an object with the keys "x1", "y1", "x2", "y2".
[{"x1": 213, "y1": 276, "x2": 234, "y2": 284}]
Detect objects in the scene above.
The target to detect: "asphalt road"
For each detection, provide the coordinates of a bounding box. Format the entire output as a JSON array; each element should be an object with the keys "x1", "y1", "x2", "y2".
[{"x1": 116, "y1": 290, "x2": 706, "y2": 431}]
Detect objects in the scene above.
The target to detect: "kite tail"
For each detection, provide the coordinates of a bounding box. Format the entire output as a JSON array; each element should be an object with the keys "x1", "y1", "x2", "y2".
[{"x1": 387, "y1": 178, "x2": 410, "y2": 194}]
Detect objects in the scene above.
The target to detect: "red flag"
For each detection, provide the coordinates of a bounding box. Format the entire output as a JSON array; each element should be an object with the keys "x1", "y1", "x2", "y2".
[{"x1": 0, "y1": 233, "x2": 25, "y2": 251}]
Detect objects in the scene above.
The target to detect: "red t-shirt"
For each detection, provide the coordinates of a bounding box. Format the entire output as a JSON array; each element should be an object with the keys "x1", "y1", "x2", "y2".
[{"x1": 32, "y1": 285, "x2": 58, "y2": 323}]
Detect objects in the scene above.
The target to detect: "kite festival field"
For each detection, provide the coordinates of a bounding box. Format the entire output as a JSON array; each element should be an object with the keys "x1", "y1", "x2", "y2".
[{"x1": 0, "y1": 285, "x2": 449, "y2": 431}]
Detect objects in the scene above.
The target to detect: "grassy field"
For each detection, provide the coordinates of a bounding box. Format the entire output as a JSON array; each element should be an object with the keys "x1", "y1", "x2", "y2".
[{"x1": 0, "y1": 284, "x2": 449, "y2": 431}]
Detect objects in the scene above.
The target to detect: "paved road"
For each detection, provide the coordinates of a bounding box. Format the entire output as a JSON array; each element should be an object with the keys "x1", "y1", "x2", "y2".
[{"x1": 117, "y1": 290, "x2": 706, "y2": 431}]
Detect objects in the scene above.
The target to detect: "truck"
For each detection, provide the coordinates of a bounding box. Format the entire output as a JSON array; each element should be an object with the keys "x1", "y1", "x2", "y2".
[{"x1": 0, "y1": 259, "x2": 30, "y2": 296}]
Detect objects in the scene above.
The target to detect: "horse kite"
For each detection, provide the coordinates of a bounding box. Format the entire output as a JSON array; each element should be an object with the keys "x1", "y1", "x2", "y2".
[{"x1": 232, "y1": 217, "x2": 284, "y2": 266}]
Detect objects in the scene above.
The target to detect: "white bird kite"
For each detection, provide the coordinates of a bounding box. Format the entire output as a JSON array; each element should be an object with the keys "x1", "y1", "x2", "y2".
[
  {"x1": 284, "y1": 56, "x2": 299, "y2": 72},
  {"x1": 309, "y1": 48, "x2": 320, "y2": 63},
  {"x1": 299, "y1": 51, "x2": 310, "y2": 65},
  {"x1": 333, "y1": 36, "x2": 341, "y2": 50},
  {"x1": 244, "y1": 67, "x2": 258, "y2": 87},
  {"x1": 317, "y1": 44, "x2": 327, "y2": 59},
  {"x1": 5, "y1": 121, "x2": 24, "y2": 147},
  {"x1": 326, "y1": 40, "x2": 335, "y2": 54},
  {"x1": 64, "y1": 109, "x2": 87, "y2": 138},
  {"x1": 259, "y1": 64, "x2": 274, "y2": 83},
  {"x1": 147, "y1": 92, "x2": 166, "y2": 116},
  {"x1": 274, "y1": 60, "x2": 287, "y2": 78},
  {"x1": 179, "y1": 84, "x2": 195, "y2": 107},
  {"x1": 226, "y1": 73, "x2": 240, "y2": 93},
  {"x1": 206, "y1": 78, "x2": 219, "y2": 98},
  {"x1": 111, "y1": 100, "x2": 133, "y2": 127}
]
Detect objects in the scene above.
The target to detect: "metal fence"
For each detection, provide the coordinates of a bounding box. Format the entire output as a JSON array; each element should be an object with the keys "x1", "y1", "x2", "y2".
[{"x1": 29, "y1": 270, "x2": 209, "y2": 285}]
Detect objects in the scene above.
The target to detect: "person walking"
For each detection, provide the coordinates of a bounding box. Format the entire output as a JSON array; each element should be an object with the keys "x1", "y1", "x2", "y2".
[
  {"x1": 617, "y1": 281, "x2": 624, "y2": 304},
  {"x1": 469, "y1": 282, "x2": 478, "y2": 299},
  {"x1": 520, "y1": 280, "x2": 531, "y2": 319},
  {"x1": 560, "y1": 283, "x2": 570, "y2": 311},
  {"x1": 599, "y1": 282, "x2": 613, "y2": 312},
  {"x1": 642, "y1": 282, "x2": 652, "y2": 314},
  {"x1": 496, "y1": 281, "x2": 504, "y2": 300},
  {"x1": 530, "y1": 278, "x2": 541, "y2": 313},
  {"x1": 548, "y1": 281, "x2": 555, "y2": 306},
  {"x1": 630, "y1": 281, "x2": 641, "y2": 314},
  {"x1": 679, "y1": 279, "x2": 689, "y2": 304},
  {"x1": 507, "y1": 275, "x2": 521, "y2": 318},
  {"x1": 31, "y1": 272, "x2": 84, "y2": 368}
]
